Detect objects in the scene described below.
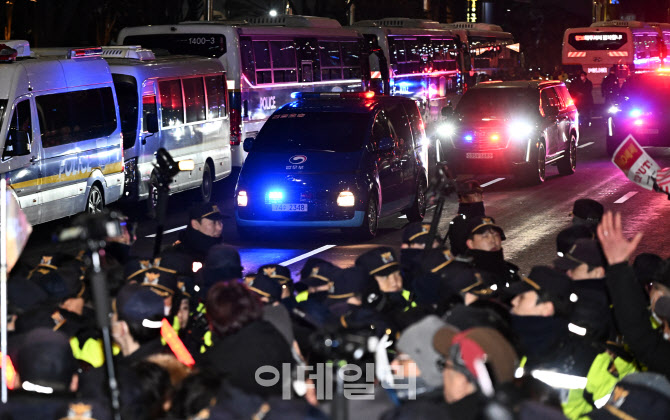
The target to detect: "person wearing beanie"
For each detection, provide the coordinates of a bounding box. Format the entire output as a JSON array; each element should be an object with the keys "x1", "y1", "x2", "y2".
[{"x1": 380, "y1": 316, "x2": 452, "y2": 419}]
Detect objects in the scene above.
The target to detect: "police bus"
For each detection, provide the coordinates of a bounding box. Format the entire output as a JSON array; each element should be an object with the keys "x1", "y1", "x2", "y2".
[
  {"x1": 352, "y1": 18, "x2": 463, "y2": 125},
  {"x1": 562, "y1": 21, "x2": 664, "y2": 103},
  {"x1": 101, "y1": 46, "x2": 231, "y2": 207},
  {"x1": 117, "y1": 15, "x2": 369, "y2": 170},
  {"x1": 442, "y1": 22, "x2": 519, "y2": 77}
]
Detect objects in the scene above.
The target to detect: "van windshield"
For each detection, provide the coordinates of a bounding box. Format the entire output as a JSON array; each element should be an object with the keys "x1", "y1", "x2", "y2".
[
  {"x1": 253, "y1": 112, "x2": 370, "y2": 153},
  {"x1": 456, "y1": 88, "x2": 538, "y2": 118}
]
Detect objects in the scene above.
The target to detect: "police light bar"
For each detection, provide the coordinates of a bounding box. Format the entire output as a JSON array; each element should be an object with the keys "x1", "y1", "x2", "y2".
[
  {"x1": 290, "y1": 91, "x2": 375, "y2": 100},
  {"x1": 68, "y1": 47, "x2": 103, "y2": 59}
]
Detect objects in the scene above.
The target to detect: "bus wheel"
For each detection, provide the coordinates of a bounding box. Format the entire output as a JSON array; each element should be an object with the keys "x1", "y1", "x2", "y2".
[
  {"x1": 201, "y1": 163, "x2": 213, "y2": 203},
  {"x1": 86, "y1": 185, "x2": 104, "y2": 214}
]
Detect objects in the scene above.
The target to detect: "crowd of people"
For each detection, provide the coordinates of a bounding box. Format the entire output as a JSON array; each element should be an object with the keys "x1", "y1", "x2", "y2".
[{"x1": 2, "y1": 181, "x2": 670, "y2": 420}]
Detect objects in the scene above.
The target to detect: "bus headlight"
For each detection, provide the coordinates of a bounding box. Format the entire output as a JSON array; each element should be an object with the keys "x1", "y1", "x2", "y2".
[
  {"x1": 436, "y1": 122, "x2": 456, "y2": 138},
  {"x1": 508, "y1": 120, "x2": 534, "y2": 139},
  {"x1": 337, "y1": 191, "x2": 355, "y2": 207},
  {"x1": 237, "y1": 191, "x2": 248, "y2": 207}
]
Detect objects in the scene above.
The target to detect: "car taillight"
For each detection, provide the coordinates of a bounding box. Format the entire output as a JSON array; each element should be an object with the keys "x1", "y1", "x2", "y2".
[{"x1": 230, "y1": 107, "x2": 241, "y2": 146}]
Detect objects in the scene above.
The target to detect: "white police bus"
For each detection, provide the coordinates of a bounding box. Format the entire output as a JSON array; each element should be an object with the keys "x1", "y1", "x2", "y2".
[
  {"x1": 117, "y1": 15, "x2": 370, "y2": 170},
  {"x1": 0, "y1": 41, "x2": 124, "y2": 225},
  {"x1": 101, "y1": 46, "x2": 231, "y2": 206}
]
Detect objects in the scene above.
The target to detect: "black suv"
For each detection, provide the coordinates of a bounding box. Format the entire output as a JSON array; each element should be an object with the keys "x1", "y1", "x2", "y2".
[
  {"x1": 235, "y1": 92, "x2": 428, "y2": 239},
  {"x1": 438, "y1": 81, "x2": 579, "y2": 184},
  {"x1": 606, "y1": 72, "x2": 670, "y2": 156}
]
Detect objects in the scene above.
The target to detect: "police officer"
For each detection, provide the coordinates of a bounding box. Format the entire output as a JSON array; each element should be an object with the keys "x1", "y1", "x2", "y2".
[
  {"x1": 162, "y1": 202, "x2": 225, "y2": 277},
  {"x1": 446, "y1": 180, "x2": 486, "y2": 256},
  {"x1": 601, "y1": 65, "x2": 619, "y2": 107},
  {"x1": 462, "y1": 216, "x2": 520, "y2": 288}
]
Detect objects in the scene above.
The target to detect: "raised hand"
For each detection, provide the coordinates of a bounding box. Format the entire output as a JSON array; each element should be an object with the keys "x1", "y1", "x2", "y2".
[{"x1": 597, "y1": 211, "x2": 643, "y2": 265}]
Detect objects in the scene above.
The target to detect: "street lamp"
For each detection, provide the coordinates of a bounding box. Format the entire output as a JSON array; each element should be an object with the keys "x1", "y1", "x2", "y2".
[{"x1": 269, "y1": 9, "x2": 278, "y2": 17}]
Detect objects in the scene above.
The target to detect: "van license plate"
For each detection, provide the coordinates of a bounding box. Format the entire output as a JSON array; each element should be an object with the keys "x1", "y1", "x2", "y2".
[
  {"x1": 272, "y1": 204, "x2": 308, "y2": 212},
  {"x1": 466, "y1": 153, "x2": 493, "y2": 159}
]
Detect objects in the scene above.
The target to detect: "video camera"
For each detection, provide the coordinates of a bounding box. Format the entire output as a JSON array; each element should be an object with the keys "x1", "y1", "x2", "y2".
[
  {"x1": 57, "y1": 210, "x2": 124, "y2": 247},
  {"x1": 309, "y1": 328, "x2": 380, "y2": 362}
]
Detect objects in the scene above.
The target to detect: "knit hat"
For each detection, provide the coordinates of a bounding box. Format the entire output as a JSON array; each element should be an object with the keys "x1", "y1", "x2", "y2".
[{"x1": 396, "y1": 315, "x2": 448, "y2": 388}]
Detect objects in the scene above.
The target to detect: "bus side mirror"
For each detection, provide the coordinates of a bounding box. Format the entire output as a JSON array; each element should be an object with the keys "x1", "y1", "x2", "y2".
[
  {"x1": 243, "y1": 137, "x2": 254, "y2": 153},
  {"x1": 145, "y1": 114, "x2": 159, "y2": 134}
]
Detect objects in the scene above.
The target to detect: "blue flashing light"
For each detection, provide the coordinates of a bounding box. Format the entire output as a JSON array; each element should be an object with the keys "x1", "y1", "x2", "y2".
[
  {"x1": 268, "y1": 191, "x2": 283, "y2": 202},
  {"x1": 630, "y1": 108, "x2": 642, "y2": 118},
  {"x1": 464, "y1": 135, "x2": 473, "y2": 142},
  {"x1": 290, "y1": 92, "x2": 300, "y2": 99}
]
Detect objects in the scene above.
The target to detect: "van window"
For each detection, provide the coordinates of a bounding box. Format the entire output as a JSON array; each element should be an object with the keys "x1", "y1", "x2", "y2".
[
  {"x1": 142, "y1": 79, "x2": 157, "y2": 132},
  {"x1": 3, "y1": 99, "x2": 26, "y2": 158},
  {"x1": 158, "y1": 79, "x2": 184, "y2": 127},
  {"x1": 205, "y1": 75, "x2": 227, "y2": 118},
  {"x1": 36, "y1": 87, "x2": 117, "y2": 148},
  {"x1": 183, "y1": 77, "x2": 206, "y2": 123},
  {"x1": 386, "y1": 103, "x2": 412, "y2": 153},
  {"x1": 112, "y1": 74, "x2": 139, "y2": 149}
]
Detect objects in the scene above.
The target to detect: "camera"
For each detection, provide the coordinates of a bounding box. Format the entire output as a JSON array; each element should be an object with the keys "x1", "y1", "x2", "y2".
[{"x1": 57, "y1": 210, "x2": 124, "y2": 244}]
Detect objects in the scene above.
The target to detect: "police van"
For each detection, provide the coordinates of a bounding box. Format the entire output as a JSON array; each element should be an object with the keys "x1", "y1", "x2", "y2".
[
  {"x1": 101, "y1": 46, "x2": 231, "y2": 205},
  {"x1": 235, "y1": 92, "x2": 428, "y2": 239},
  {"x1": 0, "y1": 41, "x2": 124, "y2": 225}
]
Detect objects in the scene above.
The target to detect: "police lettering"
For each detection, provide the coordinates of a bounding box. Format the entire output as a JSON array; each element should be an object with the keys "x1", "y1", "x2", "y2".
[{"x1": 260, "y1": 96, "x2": 277, "y2": 111}]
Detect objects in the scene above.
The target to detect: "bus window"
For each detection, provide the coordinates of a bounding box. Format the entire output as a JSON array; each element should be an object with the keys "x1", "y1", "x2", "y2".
[
  {"x1": 270, "y1": 41, "x2": 297, "y2": 83},
  {"x1": 320, "y1": 41, "x2": 342, "y2": 80},
  {"x1": 122, "y1": 34, "x2": 226, "y2": 58},
  {"x1": 240, "y1": 38, "x2": 256, "y2": 85},
  {"x1": 253, "y1": 41, "x2": 273, "y2": 84},
  {"x1": 183, "y1": 77, "x2": 207, "y2": 123},
  {"x1": 142, "y1": 79, "x2": 157, "y2": 133},
  {"x1": 389, "y1": 38, "x2": 405, "y2": 65},
  {"x1": 158, "y1": 79, "x2": 184, "y2": 127},
  {"x1": 342, "y1": 42, "x2": 362, "y2": 79},
  {"x1": 205, "y1": 75, "x2": 226, "y2": 119}
]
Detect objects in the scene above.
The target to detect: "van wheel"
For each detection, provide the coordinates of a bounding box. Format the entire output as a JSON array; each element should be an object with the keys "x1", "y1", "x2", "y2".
[
  {"x1": 352, "y1": 193, "x2": 378, "y2": 240},
  {"x1": 86, "y1": 185, "x2": 104, "y2": 214},
  {"x1": 557, "y1": 135, "x2": 577, "y2": 175},
  {"x1": 201, "y1": 163, "x2": 213, "y2": 203},
  {"x1": 406, "y1": 177, "x2": 427, "y2": 222}
]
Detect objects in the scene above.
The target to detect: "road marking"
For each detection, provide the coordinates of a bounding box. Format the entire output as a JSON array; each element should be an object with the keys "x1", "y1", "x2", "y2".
[
  {"x1": 592, "y1": 116, "x2": 602, "y2": 120},
  {"x1": 578, "y1": 142, "x2": 594, "y2": 149},
  {"x1": 145, "y1": 225, "x2": 187, "y2": 238},
  {"x1": 398, "y1": 215, "x2": 407, "y2": 219},
  {"x1": 614, "y1": 191, "x2": 638, "y2": 204},
  {"x1": 481, "y1": 178, "x2": 505, "y2": 188},
  {"x1": 279, "y1": 244, "x2": 337, "y2": 267}
]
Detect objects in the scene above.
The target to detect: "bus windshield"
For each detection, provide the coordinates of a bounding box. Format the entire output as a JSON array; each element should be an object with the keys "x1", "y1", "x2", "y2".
[
  {"x1": 253, "y1": 112, "x2": 370, "y2": 153},
  {"x1": 456, "y1": 88, "x2": 538, "y2": 118}
]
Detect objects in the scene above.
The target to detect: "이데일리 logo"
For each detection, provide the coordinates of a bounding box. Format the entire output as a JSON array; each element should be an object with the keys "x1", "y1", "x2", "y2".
[{"x1": 289, "y1": 155, "x2": 307, "y2": 165}]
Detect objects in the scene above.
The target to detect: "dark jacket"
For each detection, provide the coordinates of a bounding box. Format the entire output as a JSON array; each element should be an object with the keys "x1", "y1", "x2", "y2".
[
  {"x1": 202, "y1": 320, "x2": 294, "y2": 397},
  {"x1": 380, "y1": 389, "x2": 451, "y2": 420},
  {"x1": 606, "y1": 262, "x2": 670, "y2": 376},
  {"x1": 163, "y1": 226, "x2": 223, "y2": 275}
]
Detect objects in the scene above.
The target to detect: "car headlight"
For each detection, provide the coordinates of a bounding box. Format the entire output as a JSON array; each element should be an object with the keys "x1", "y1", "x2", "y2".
[
  {"x1": 629, "y1": 108, "x2": 643, "y2": 118},
  {"x1": 608, "y1": 105, "x2": 620, "y2": 114},
  {"x1": 508, "y1": 120, "x2": 534, "y2": 139},
  {"x1": 436, "y1": 122, "x2": 456, "y2": 138},
  {"x1": 337, "y1": 191, "x2": 355, "y2": 207},
  {"x1": 237, "y1": 191, "x2": 248, "y2": 207}
]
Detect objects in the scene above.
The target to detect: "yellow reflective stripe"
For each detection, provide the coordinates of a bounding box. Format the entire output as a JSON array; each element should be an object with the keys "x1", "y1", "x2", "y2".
[
  {"x1": 296, "y1": 290, "x2": 309, "y2": 303},
  {"x1": 70, "y1": 337, "x2": 106, "y2": 368},
  {"x1": 173, "y1": 315, "x2": 181, "y2": 334},
  {"x1": 402, "y1": 290, "x2": 411, "y2": 301},
  {"x1": 10, "y1": 161, "x2": 123, "y2": 190}
]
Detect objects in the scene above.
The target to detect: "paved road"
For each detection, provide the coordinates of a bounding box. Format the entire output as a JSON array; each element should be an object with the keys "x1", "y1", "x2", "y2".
[{"x1": 22, "y1": 120, "x2": 670, "y2": 278}]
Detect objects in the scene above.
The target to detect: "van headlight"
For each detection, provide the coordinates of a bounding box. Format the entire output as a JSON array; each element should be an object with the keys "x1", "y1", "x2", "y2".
[
  {"x1": 508, "y1": 120, "x2": 534, "y2": 140},
  {"x1": 337, "y1": 191, "x2": 355, "y2": 207}
]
